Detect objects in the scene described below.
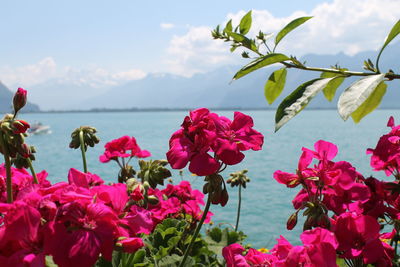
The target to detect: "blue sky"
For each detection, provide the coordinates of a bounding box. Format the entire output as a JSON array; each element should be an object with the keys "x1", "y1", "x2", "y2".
[{"x1": 1, "y1": 0, "x2": 399, "y2": 89}]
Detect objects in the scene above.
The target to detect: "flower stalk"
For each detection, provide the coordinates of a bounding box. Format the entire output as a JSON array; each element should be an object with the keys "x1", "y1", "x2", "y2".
[
  {"x1": 0, "y1": 132, "x2": 13, "y2": 203},
  {"x1": 234, "y1": 183, "x2": 242, "y2": 232},
  {"x1": 79, "y1": 130, "x2": 88, "y2": 173},
  {"x1": 27, "y1": 158, "x2": 38, "y2": 184},
  {"x1": 179, "y1": 192, "x2": 212, "y2": 267}
]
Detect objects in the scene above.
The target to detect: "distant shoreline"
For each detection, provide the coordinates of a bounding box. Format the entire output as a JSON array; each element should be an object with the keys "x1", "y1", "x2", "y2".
[{"x1": 4, "y1": 106, "x2": 400, "y2": 114}]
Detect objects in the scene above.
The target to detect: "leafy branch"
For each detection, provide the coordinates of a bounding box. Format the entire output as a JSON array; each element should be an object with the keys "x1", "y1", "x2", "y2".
[{"x1": 212, "y1": 11, "x2": 400, "y2": 131}]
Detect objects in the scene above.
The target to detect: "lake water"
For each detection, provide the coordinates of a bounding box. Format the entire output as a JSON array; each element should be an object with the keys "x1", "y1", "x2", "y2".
[{"x1": 16, "y1": 109, "x2": 400, "y2": 247}]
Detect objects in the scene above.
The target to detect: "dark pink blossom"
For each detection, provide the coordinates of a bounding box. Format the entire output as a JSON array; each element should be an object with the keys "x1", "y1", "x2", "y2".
[{"x1": 99, "y1": 136, "x2": 151, "y2": 163}]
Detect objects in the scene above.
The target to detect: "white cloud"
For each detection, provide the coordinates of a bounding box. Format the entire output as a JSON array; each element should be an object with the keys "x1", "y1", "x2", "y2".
[
  {"x1": 160, "y1": 23, "x2": 175, "y2": 30},
  {"x1": 0, "y1": 58, "x2": 146, "y2": 89},
  {"x1": 164, "y1": 0, "x2": 400, "y2": 76}
]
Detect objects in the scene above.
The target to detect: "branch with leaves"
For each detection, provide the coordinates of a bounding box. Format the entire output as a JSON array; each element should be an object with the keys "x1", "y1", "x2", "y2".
[{"x1": 213, "y1": 11, "x2": 400, "y2": 131}]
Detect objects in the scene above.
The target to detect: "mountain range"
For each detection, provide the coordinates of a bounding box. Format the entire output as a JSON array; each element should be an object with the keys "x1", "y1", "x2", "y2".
[{"x1": 3, "y1": 46, "x2": 400, "y2": 111}]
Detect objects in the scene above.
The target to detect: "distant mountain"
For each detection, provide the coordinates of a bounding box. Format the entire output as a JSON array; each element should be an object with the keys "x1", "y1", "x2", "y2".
[
  {"x1": 30, "y1": 46, "x2": 400, "y2": 111},
  {"x1": 0, "y1": 82, "x2": 40, "y2": 113}
]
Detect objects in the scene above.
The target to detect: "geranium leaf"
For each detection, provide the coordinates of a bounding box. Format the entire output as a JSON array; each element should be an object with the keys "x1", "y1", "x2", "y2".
[
  {"x1": 337, "y1": 74, "x2": 385, "y2": 121},
  {"x1": 264, "y1": 68, "x2": 287, "y2": 104},
  {"x1": 239, "y1": 11, "x2": 252, "y2": 35},
  {"x1": 275, "y1": 78, "x2": 334, "y2": 132},
  {"x1": 233, "y1": 53, "x2": 289, "y2": 80},
  {"x1": 275, "y1": 16, "x2": 313, "y2": 47},
  {"x1": 351, "y1": 81, "x2": 387, "y2": 123}
]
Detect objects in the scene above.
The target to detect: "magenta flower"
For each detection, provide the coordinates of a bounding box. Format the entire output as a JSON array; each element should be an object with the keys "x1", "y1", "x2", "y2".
[
  {"x1": 367, "y1": 116, "x2": 400, "y2": 176},
  {"x1": 167, "y1": 108, "x2": 263, "y2": 176},
  {"x1": 222, "y1": 243, "x2": 249, "y2": 267},
  {"x1": 335, "y1": 212, "x2": 385, "y2": 264},
  {"x1": 99, "y1": 135, "x2": 151, "y2": 163}
]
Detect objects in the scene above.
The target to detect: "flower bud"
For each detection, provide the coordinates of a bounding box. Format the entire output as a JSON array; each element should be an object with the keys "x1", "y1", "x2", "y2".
[
  {"x1": 13, "y1": 88, "x2": 27, "y2": 114},
  {"x1": 286, "y1": 212, "x2": 298, "y2": 230},
  {"x1": 12, "y1": 120, "x2": 30, "y2": 134}
]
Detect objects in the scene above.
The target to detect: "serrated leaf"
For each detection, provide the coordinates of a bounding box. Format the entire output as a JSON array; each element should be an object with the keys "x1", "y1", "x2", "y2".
[
  {"x1": 239, "y1": 11, "x2": 252, "y2": 35},
  {"x1": 337, "y1": 74, "x2": 385, "y2": 121},
  {"x1": 233, "y1": 53, "x2": 289, "y2": 80},
  {"x1": 319, "y1": 72, "x2": 345, "y2": 101},
  {"x1": 351, "y1": 82, "x2": 387, "y2": 123},
  {"x1": 275, "y1": 16, "x2": 313, "y2": 46},
  {"x1": 265, "y1": 68, "x2": 287, "y2": 104},
  {"x1": 275, "y1": 78, "x2": 334, "y2": 131},
  {"x1": 377, "y1": 20, "x2": 400, "y2": 64}
]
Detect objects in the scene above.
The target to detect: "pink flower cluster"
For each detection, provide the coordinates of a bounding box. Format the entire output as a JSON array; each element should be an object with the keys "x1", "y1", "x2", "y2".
[
  {"x1": 167, "y1": 108, "x2": 263, "y2": 176},
  {"x1": 223, "y1": 227, "x2": 338, "y2": 267},
  {"x1": 223, "y1": 116, "x2": 400, "y2": 266},
  {"x1": 0, "y1": 165, "x2": 211, "y2": 267},
  {"x1": 99, "y1": 135, "x2": 151, "y2": 163}
]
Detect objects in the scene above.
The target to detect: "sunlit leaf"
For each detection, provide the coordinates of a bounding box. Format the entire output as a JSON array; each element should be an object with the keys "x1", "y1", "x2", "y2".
[
  {"x1": 337, "y1": 74, "x2": 385, "y2": 121},
  {"x1": 275, "y1": 78, "x2": 334, "y2": 131},
  {"x1": 227, "y1": 32, "x2": 257, "y2": 52},
  {"x1": 224, "y1": 19, "x2": 233, "y2": 33},
  {"x1": 376, "y1": 20, "x2": 400, "y2": 66},
  {"x1": 265, "y1": 68, "x2": 287, "y2": 104},
  {"x1": 239, "y1": 11, "x2": 252, "y2": 35},
  {"x1": 275, "y1": 16, "x2": 313, "y2": 47},
  {"x1": 233, "y1": 53, "x2": 289, "y2": 80},
  {"x1": 320, "y1": 72, "x2": 345, "y2": 101},
  {"x1": 351, "y1": 82, "x2": 387, "y2": 123}
]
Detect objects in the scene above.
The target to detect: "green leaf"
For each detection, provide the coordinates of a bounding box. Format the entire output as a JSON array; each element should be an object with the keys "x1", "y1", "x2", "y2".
[
  {"x1": 45, "y1": 255, "x2": 58, "y2": 267},
  {"x1": 265, "y1": 68, "x2": 287, "y2": 104},
  {"x1": 337, "y1": 74, "x2": 385, "y2": 121},
  {"x1": 227, "y1": 32, "x2": 257, "y2": 52},
  {"x1": 320, "y1": 72, "x2": 345, "y2": 101},
  {"x1": 224, "y1": 19, "x2": 233, "y2": 33},
  {"x1": 233, "y1": 53, "x2": 289, "y2": 80},
  {"x1": 376, "y1": 20, "x2": 400, "y2": 66},
  {"x1": 239, "y1": 11, "x2": 252, "y2": 35},
  {"x1": 275, "y1": 16, "x2": 313, "y2": 47},
  {"x1": 275, "y1": 78, "x2": 335, "y2": 131},
  {"x1": 351, "y1": 82, "x2": 387, "y2": 123}
]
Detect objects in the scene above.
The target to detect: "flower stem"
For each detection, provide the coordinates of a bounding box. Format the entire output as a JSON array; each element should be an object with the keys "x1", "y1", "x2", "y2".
[
  {"x1": 179, "y1": 193, "x2": 212, "y2": 267},
  {"x1": 235, "y1": 183, "x2": 242, "y2": 232},
  {"x1": 0, "y1": 132, "x2": 13, "y2": 203},
  {"x1": 79, "y1": 130, "x2": 88, "y2": 173},
  {"x1": 27, "y1": 158, "x2": 38, "y2": 184}
]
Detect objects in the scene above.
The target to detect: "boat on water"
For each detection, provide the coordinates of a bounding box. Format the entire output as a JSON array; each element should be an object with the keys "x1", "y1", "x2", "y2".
[{"x1": 28, "y1": 122, "x2": 51, "y2": 135}]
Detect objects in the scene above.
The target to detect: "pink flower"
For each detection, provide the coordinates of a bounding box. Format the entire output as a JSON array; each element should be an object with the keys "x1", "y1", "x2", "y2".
[
  {"x1": 99, "y1": 136, "x2": 151, "y2": 163},
  {"x1": 167, "y1": 108, "x2": 263, "y2": 176},
  {"x1": 211, "y1": 112, "x2": 263, "y2": 165},
  {"x1": 367, "y1": 116, "x2": 400, "y2": 176},
  {"x1": 222, "y1": 243, "x2": 249, "y2": 267},
  {"x1": 68, "y1": 168, "x2": 104, "y2": 189},
  {"x1": 117, "y1": 237, "x2": 144, "y2": 253},
  {"x1": 335, "y1": 212, "x2": 385, "y2": 264}
]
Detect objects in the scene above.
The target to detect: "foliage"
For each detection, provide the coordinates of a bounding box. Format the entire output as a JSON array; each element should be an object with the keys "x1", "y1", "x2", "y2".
[{"x1": 213, "y1": 12, "x2": 400, "y2": 131}]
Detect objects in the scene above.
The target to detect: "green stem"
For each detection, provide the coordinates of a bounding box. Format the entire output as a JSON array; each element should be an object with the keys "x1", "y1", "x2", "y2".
[
  {"x1": 179, "y1": 193, "x2": 212, "y2": 267},
  {"x1": 234, "y1": 184, "x2": 242, "y2": 232},
  {"x1": 0, "y1": 132, "x2": 13, "y2": 203},
  {"x1": 79, "y1": 130, "x2": 88, "y2": 173},
  {"x1": 27, "y1": 158, "x2": 38, "y2": 184}
]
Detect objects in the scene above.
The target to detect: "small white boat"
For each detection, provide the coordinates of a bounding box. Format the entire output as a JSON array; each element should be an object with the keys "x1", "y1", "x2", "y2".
[{"x1": 28, "y1": 122, "x2": 51, "y2": 135}]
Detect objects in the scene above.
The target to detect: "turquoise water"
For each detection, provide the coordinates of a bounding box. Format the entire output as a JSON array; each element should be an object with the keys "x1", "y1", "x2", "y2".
[{"x1": 17, "y1": 109, "x2": 400, "y2": 247}]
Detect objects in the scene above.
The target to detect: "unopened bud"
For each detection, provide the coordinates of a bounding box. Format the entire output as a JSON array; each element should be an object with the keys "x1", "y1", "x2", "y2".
[
  {"x1": 13, "y1": 88, "x2": 27, "y2": 114},
  {"x1": 286, "y1": 212, "x2": 298, "y2": 230},
  {"x1": 147, "y1": 195, "x2": 159, "y2": 205},
  {"x1": 12, "y1": 120, "x2": 30, "y2": 134}
]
